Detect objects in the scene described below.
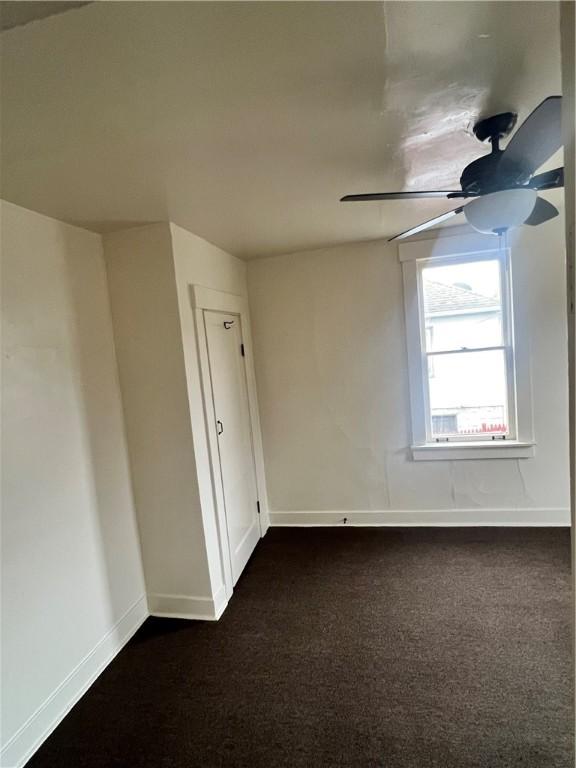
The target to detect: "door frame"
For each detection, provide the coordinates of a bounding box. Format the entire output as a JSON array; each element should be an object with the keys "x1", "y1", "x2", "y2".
[{"x1": 190, "y1": 285, "x2": 269, "y2": 600}]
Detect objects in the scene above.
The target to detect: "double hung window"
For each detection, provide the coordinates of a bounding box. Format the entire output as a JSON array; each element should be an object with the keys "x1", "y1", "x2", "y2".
[{"x1": 400, "y1": 234, "x2": 534, "y2": 460}]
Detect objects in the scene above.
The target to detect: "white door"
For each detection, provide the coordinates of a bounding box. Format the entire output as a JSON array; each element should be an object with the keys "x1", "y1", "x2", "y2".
[{"x1": 204, "y1": 311, "x2": 261, "y2": 586}]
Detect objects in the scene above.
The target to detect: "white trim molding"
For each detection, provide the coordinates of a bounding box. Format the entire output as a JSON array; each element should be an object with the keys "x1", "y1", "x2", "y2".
[
  {"x1": 185, "y1": 282, "x2": 270, "y2": 602},
  {"x1": 189, "y1": 284, "x2": 246, "y2": 314},
  {"x1": 148, "y1": 587, "x2": 228, "y2": 621},
  {"x1": 411, "y1": 440, "x2": 535, "y2": 461},
  {"x1": 1, "y1": 595, "x2": 148, "y2": 768},
  {"x1": 398, "y1": 230, "x2": 504, "y2": 262},
  {"x1": 399, "y1": 232, "x2": 535, "y2": 460},
  {"x1": 269, "y1": 509, "x2": 570, "y2": 527}
]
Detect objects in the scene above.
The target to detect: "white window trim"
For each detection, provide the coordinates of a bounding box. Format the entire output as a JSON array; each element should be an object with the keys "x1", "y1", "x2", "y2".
[{"x1": 399, "y1": 231, "x2": 535, "y2": 461}]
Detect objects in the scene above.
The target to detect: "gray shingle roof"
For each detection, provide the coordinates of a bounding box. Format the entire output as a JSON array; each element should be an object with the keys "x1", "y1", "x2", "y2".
[{"x1": 424, "y1": 280, "x2": 500, "y2": 315}]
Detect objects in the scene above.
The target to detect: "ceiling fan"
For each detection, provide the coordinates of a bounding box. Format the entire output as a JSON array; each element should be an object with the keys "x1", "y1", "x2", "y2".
[{"x1": 341, "y1": 96, "x2": 564, "y2": 241}]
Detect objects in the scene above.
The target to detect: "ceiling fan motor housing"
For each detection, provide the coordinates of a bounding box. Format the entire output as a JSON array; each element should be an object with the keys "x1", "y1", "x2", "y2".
[
  {"x1": 473, "y1": 111, "x2": 518, "y2": 143},
  {"x1": 459, "y1": 111, "x2": 533, "y2": 195}
]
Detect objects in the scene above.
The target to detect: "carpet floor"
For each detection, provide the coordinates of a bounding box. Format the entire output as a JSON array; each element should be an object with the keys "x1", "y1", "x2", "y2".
[{"x1": 29, "y1": 528, "x2": 573, "y2": 768}]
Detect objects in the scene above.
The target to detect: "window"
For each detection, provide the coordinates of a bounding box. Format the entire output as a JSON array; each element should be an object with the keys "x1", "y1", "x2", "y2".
[
  {"x1": 432, "y1": 413, "x2": 458, "y2": 434},
  {"x1": 400, "y1": 233, "x2": 535, "y2": 461},
  {"x1": 422, "y1": 255, "x2": 513, "y2": 440}
]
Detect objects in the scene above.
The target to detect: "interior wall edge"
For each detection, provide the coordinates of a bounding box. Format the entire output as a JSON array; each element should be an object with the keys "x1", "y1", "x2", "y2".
[
  {"x1": 102, "y1": 222, "x2": 214, "y2": 600},
  {"x1": 0, "y1": 596, "x2": 148, "y2": 768}
]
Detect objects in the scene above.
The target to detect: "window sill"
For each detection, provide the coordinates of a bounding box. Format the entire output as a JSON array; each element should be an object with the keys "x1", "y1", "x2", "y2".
[{"x1": 411, "y1": 441, "x2": 535, "y2": 461}]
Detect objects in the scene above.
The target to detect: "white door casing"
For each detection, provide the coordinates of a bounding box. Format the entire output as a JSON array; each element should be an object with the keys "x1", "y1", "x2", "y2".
[{"x1": 204, "y1": 310, "x2": 261, "y2": 585}]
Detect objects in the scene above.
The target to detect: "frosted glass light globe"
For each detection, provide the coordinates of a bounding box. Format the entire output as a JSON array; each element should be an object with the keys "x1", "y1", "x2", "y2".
[{"x1": 464, "y1": 188, "x2": 538, "y2": 234}]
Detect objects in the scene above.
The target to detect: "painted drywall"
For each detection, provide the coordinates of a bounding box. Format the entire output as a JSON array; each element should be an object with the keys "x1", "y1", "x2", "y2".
[
  {"x1": 247, "y1": 216, "x2": 570, "y2": 521},
  {"x1": 170, "y1": 222, "x2": 270, "y2": 549},
  {"x1": 103, "y1": 224, "x2": 216, "y2": 612},
  {"x1": 103, "y1": 222, "x2": 265, "y2": 618},
  {"x1": 170, "y1": 224, "x2": 247, "y2": 296},
  {"x1": 1, "y1": 201, "x2": 147, "y2": 767},
  {"x1": 0, "y1": 1, "x2": 561, "y2": 257},
  {"x1": 170, "y1": 224, "x2": 250, "y2": 602}
]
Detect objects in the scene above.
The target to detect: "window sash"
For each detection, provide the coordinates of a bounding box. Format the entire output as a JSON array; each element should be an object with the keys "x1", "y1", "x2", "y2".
[
  {"x1": 425, "y1": 344, "x2": 507, "y2": 357},
  {"x1": 416, "y1": 250, "x2": 517, "y2": 444},
  {"x1": 428, "y1": 346, "x2": 510, "y2": 442}
]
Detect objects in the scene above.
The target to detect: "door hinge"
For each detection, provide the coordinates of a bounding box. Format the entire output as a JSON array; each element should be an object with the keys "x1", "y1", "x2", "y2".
[
  {"x1": 240, "y1": 343, "x2": 245, "y2": 357},
  {"x1": 256, "y1": 500, "x2": 260, "y2": 514}
]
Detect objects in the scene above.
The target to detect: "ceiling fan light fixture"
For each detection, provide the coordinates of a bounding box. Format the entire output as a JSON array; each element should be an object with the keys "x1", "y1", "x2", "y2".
[{"x1": 464, "y1": 188, "x2": 538, "y2": 234}]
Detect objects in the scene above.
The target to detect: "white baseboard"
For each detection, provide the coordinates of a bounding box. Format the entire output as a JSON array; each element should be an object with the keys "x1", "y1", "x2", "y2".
[
  {"x1": 2, "y1": 585, "x2": 230, "y2": 768},
  {"x1": 148, "y1": 586, "x2": 228, "y2": 621},
  {"x1": 1, "y1": 594, "x2": 148, "y2": 768},
  {"x1": 259, "y1": 513, "x2": 271, "y2": 537},
  {"x1": 269, "y1": 508, "x2": 571, "y2": 527}
]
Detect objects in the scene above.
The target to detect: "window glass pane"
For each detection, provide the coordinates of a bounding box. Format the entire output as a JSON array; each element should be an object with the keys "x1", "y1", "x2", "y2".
[
  {"x1": 427, "y1": 349, "x2": 510, "y2": 437},
  {"x1": 422, "y1": 259, "x2": 503, "y2": 351}
]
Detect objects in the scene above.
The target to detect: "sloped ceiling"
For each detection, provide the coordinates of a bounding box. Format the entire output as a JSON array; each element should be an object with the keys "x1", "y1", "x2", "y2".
[{"x1": 0, "y1": 1, "x2": 562, "y2": 258}]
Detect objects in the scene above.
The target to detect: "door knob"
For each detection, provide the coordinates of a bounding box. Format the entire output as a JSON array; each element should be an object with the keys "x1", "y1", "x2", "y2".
[{"x1": 216, "y1": 420, "x2": 224, "y2": 435}]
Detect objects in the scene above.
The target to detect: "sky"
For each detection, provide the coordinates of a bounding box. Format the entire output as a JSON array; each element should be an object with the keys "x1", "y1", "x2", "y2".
[{"x1": 423, "y1": 258, "x2": 501, "y2": 298}]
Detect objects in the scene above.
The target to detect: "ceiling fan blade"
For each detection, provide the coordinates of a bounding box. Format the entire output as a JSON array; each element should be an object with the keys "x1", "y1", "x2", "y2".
[
  {"x1": 500, "y1": 96, "x2": 562, "y2": 179},
  {"x1": 388, "y1": 206, "x2": 465, "y2": 242},
  {"x1": 340, "y1": 191, "x2": 468, "y2": 202},
  {"x1": 528, "y1": 167, "x2": 564, "y2": 191},
  {"x1": 524, "y1": 196, "x2": 559, "y2": 226}
]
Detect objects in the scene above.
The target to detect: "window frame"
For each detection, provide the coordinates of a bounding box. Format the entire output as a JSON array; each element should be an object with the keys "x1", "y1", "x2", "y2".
[{"x1": 399, "y1": 231, "x2": 535, "y2": 461}]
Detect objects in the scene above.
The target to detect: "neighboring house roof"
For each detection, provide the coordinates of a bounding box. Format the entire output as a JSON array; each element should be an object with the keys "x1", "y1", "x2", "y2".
[{"x1": 424, "y1": 280, "x2": 500, "y2": 315}]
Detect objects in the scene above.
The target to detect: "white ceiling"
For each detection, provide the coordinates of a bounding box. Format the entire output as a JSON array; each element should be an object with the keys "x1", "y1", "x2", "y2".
[{"x1": 0, "y1": 1, "x2": 562, "y2": 258}]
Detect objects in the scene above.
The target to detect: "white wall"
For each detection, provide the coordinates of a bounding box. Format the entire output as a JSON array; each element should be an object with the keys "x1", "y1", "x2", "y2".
[
  {"x1": 104, "y1": 224, "x2": 216, "y2": 616},
  {"x1": 170, "y1": 224, "x2": 247, "y2": 296},
  {"x1": 247, "y1": 216, "x2": 570, "y2": 524},
  {"x1": 1, "y1": 201, "x2": 147, "y2": 768},
  {"x1": 103, "y1": 222, "x2": 265, "y2": 620},
  {"x1": 170, "y1": 223, "x2": 270, "y2": 583}
]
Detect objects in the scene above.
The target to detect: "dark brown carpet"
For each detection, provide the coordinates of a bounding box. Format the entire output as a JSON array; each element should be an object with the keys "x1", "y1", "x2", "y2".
[{"x1": 29, "y1": 528, "x2": 573, "y2": 768}]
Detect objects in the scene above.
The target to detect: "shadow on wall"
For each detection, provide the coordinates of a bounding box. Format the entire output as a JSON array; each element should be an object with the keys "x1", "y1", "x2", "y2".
[
  {"x1": 1, "y1": 202, "x2": 146, "y2": 763},
  {"x1": 60, "y1": 225, "x2": 146, "y2": 625}
]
